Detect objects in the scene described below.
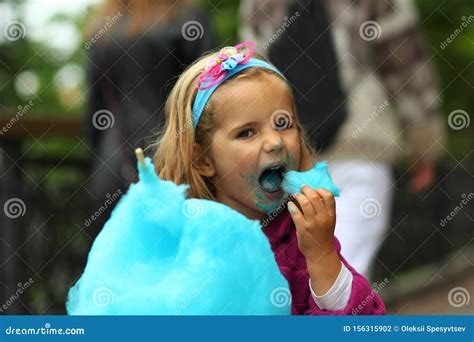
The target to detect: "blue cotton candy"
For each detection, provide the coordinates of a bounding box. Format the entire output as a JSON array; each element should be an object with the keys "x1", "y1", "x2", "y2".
[
  {"x1": 282, "y1": 161, "x2": 340, "y2": 196},
  {"x1": 67, "y1": 157, "x2": 289, "y2": 315}
]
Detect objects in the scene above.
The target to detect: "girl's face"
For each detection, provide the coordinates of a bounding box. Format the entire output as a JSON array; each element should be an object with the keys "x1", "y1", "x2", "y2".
[{"x1": 200, "y1": 73, "x2": 301, "y2": 221}]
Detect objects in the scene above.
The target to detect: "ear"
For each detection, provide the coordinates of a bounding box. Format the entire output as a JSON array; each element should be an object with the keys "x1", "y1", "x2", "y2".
[{"x1": 193, "y1": 144, "x2": 216, "y2": 178}]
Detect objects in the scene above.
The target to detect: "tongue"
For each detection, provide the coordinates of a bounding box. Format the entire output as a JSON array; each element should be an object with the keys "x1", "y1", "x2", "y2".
[{"x1": 259, "y1": 170, "x2": 283, "y2": 193}]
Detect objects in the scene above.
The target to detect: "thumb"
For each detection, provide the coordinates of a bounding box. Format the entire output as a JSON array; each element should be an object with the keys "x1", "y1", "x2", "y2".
[{"x1": 288, "y1": 201, "x2": 304, "y2": 226}]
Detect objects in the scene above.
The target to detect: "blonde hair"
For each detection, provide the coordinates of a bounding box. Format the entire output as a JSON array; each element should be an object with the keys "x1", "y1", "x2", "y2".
[{"x1": 151, "y1": 51, "x2": 317, "y2": 199}]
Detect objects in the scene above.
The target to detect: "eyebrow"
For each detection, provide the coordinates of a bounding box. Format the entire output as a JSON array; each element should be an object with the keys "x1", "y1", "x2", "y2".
[
  {"x1": 226, "y1": 109, "x2": 296, "y2": 135},
  {"x1": 228, "y1": 121, "x2": 259, "y2": 135}
]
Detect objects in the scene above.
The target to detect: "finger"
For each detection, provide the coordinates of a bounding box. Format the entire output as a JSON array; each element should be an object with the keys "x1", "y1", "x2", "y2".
[
  {"x1": 301, "y1": 185, "x2": 325, "y2": 215},
  {"x1": 292, "y1": 192, "x2": 316, "y2": 221},
  {"x1": 287, "y1": 201, "x2": 305, "y2": 226},
  {"x1": 315, "y1": 188, "x2": 336, "y2": 210}
]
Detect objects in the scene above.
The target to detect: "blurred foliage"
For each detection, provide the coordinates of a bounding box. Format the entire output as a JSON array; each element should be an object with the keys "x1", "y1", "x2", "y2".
[
  {"x1": 0, "y1": 1, "x2": 93, "y2": 116},
  {"x1": 415, "y1": 0, "x2": 474, "y2": 160}
]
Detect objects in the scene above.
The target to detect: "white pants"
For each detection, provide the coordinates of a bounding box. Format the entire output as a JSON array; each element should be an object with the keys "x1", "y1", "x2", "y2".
[{"x1": 329, "y1": 160, "x2": 394, "y2": 279}]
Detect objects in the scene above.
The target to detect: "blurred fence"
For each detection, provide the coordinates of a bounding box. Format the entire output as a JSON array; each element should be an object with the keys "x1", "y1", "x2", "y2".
[
  {"x1": 0, "y1": 113, "x2": 472, "y2": 314},
  {"x1": 1, "y1": 115, "x2": 91, "y2": 314}
]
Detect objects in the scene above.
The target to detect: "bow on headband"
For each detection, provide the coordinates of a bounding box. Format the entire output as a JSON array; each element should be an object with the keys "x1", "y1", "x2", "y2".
[
  {"x1": 197, "y1": 41, "x2": 257, "y2": 90},
  {"x1": 192, "y1": 41, "x2": 286, "y2": 130}
]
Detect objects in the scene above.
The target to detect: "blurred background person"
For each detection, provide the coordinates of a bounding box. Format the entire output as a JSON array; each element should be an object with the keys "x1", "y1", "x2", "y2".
[
  {"x1": 239, "y1": 0, "x2": 347, "y2": 152},
  {"x1": 240, "y1": 0, "x2": 446, "y2": 279},
  {"x1": 84, "y1": 0, "x2": 214, "y2": 237}
]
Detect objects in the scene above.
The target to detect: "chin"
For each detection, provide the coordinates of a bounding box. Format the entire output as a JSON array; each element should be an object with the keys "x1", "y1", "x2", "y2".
[{"x1": 254, "y1": 191, "x2": 288, "y2": 216}]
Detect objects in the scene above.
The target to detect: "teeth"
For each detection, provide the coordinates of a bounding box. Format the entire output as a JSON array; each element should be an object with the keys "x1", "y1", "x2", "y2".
[
  {"x1": 269, "y1": 164, "x2": 284, "y2": 171},
  {"x1": 258, "y1": 164, "x2": 286, "y2": 193}
]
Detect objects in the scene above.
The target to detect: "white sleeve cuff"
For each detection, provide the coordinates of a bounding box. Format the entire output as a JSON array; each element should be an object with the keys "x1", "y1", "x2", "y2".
[{"x1": 309, "y1": 263, "x2": 353, "y2": 311}]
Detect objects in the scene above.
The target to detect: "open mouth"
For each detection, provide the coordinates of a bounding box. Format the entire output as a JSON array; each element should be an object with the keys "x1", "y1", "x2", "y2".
[{"x1": 258, "y1": 163, "x2": 287, "y2": 194}]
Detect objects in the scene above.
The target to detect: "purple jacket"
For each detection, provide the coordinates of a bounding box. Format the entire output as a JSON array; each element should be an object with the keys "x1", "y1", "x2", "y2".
[{"x1": 261, "y1": 209, "x2": 386, "y2": 315}]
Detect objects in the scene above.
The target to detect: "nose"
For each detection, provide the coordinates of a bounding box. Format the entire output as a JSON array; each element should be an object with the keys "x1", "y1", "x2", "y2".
[{"x1": 262, "y1": 130, "x2": 284, "y2": 154}]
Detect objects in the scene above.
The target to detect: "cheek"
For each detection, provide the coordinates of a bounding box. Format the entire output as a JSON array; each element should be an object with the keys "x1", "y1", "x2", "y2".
[
  {"x1": 235, "y1": 157, "x2": 260, "y2": 191},
  {"x1": 213, "y1": 144, "x2": 259, "y2": 188},
  {"x1": 227, "y1": 145, "x2": 262, "y2": 195},
  {"x1": 284, "y1": 134, "x2": 301, "y2": 165}
]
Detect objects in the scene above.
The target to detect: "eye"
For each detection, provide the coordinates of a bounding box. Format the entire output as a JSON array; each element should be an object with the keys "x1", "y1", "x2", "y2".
[{"x1": 236, "y1": 128, "x2": 255, "y2": 139}]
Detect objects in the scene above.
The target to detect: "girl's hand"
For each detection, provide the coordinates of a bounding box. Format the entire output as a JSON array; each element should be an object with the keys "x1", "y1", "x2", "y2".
[
  {"x1": 288, "y1": 186, "x2": 342, "y2": 295},
  {"x1": 287, "y1": 185, "x2": 337, "y2": 262}
]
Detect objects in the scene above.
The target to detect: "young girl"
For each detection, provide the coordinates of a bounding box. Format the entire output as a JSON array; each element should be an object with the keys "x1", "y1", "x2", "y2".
[{"x1": 152, "y1": 41, "x2": 385, "y2": 315}]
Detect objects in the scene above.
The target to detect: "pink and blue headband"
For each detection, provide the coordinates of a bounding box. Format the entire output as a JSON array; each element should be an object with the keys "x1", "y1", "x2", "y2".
[{"x1": 192, "y1": 41, "x2": 286, "y2": 130}]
